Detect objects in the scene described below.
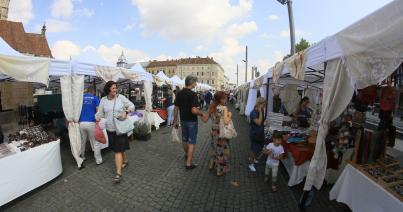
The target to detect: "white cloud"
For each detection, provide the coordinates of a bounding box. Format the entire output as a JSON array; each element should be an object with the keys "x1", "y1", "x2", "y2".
[
  {"x1": 225, "y1": 21, "x2": 258, "y2": 39},
  {"x1": 195, "y1": 45, "x2": 207, "y2": 51},
  {"x1": 8, "y1": 0, "x2": 34, "y2": 23},
  {"x1": 124, "y1": 23, "x2": 136, "y2": 31},
  {"x1": 98, "y1": 44, "x2": 148, "y2": 64},
  {"x1": 45, "y1": 19, "x2": 72, "y2": 33},
  {"x1": 280, "y1": 29, "x2": 312, "y2": 38},
  {"x1": 51, "y1": 0, "x2": 74, "y2": 19},
  {"x1": 51, "y1": 40, "x2": 81, "y2": 60},
  {"x1": 74, "y1": 8, "x2": 94, "y2": 17},
  {"x1": 259, "y1": 32, "x2": 276, "y2": 40},
  {"x1": 131, "y1": 0, "x2": 253, "y2": 40},
  {"x1": 267, "y1": 14, "x2": 279, "y2": 21}
]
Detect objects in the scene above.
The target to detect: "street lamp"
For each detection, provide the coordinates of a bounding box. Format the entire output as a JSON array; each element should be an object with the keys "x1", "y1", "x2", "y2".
[
  {"x1": 277, "y1": 0, "x2": 295, "y2": 55},
  {"x1": 242, "y1": 45, "x2": 248, "y2": 83}
]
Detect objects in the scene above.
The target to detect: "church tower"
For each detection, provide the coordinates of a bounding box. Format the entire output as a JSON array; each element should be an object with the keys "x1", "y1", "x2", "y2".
[
  {"x1": 0, "y1": 0, "x2": 10, "y2": 20},
  {"x1": 116, "y1": 51, "x2": 128, "y2": 68}
]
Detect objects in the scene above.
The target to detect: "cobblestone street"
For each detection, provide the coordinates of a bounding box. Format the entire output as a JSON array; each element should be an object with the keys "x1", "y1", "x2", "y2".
[{"x1": 1, "y1": 107, "x2": 348, "y2": 212}]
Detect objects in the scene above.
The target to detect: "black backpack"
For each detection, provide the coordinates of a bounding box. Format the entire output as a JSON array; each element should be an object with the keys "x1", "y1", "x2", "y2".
[{"x1": 0, "y1": 127, "x2": 4, "y2": 144}]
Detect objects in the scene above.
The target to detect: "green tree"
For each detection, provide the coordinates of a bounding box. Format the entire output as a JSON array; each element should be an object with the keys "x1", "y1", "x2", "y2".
[{"x1": 295, "y1": 38, "x2": 310, "y2": 52}]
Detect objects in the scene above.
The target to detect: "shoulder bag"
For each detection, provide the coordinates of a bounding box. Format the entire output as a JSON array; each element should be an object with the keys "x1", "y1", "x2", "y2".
[{"x1": 113, "y1": 95, "x2": 134, "y2": 135}]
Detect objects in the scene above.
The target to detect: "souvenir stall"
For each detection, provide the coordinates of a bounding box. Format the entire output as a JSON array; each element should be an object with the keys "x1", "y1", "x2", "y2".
[
  {"x1": 256, "y1": 1, "x2": 403, "y2": 211},
  {"x1": 0, "y1": 41, "x2": 65, "y2": 206},
  {"x1": 236, "y1": 81, "x2": 250, "y2": 115}
]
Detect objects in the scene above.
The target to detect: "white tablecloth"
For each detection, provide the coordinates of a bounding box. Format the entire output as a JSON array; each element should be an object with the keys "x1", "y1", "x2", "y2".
[
  {"x1": 281, "y1": 152, "x2": 310, "y2": 186},
  {"x1": 0, "y1": 140, "x2": 62, "y2": 206},
  {"x1": 330, "y1": 164, "x2": 403, "y2": 212}
]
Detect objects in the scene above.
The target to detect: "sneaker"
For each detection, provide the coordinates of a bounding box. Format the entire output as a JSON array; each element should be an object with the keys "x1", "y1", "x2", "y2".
[
  {"x1": 254, "y1": 159, "x2": 259, "y2": 164},
  {"x1": 248, "y1": 164, "x2": 256, "y2": 172}
]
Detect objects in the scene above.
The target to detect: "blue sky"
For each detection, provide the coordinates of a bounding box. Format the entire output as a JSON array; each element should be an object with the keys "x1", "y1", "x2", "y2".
[{"x1": 8, "y1": 0, "x2": 394, "y2": 83}]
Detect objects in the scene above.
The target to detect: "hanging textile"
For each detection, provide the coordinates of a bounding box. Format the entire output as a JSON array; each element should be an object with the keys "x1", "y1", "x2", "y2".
[
  {"x1": 280, "y1": 84, "x2": 300, "y2": 115},
  {"x1": 253, "y1": 76, "x2": 264, "y2": 89},
  {"x1": 285, "y1": 50, "x2": 307, "y2": 81},
  {"x1": 142, "y1": 80, "x2": 153, "y2": 133},
  {"x1": 61, "y1": 75, "x2": 84, "y2": 168},
  {"x1": 272, "y1": 62, "x2": 284, "y2": 82},
  {"x1": 304, "y1": 59, "x2": 355, "y2": 191},
  {"x1": 0, "y1": 54, "x2": 50, "y2": 86},
  {"x1": 95, "y1": 65, "x2": 123, "y2": 82},
  {"x1": 245, "y1": 88, "x2": 257, "y2": 117}
]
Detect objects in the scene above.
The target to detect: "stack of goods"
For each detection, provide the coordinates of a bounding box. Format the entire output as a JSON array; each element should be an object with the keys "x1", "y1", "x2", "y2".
[
  {"x1": 353, "y1": 155, "x2": 403, "y2": 201},
  {"x1": 7, "y1": 126, "x2": 57, "y2": 151}
]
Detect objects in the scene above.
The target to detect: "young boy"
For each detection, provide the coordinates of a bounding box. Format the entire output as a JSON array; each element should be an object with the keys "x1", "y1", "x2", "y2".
[{"x1": 264, "y1": 132, "x2": 285, "y2": 192}]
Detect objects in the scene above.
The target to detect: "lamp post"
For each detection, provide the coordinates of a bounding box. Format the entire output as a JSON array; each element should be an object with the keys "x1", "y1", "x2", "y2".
[
  {"x1": 242, "y1": 45, "x2": 248, "y2": 83},
  {"x1": 277, "y1": 0, "x2": 295, "y2": 55},
  {"x1": 236, "y1": 64, "x2": 239, "y2": 86}
]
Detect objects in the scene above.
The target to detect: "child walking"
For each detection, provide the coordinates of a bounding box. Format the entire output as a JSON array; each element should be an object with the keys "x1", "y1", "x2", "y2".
[{"x1": 264, "y1": 133, "x2": 285, "y2": 192}]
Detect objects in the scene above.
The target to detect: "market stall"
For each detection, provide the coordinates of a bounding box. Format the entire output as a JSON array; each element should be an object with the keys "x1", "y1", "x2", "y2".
[
  {"x1": 0, "y1": 39, "x2": 65, "y2": 205},
  {"x1": 250, "y1": 0, "x2": 403, "y2": 210}
]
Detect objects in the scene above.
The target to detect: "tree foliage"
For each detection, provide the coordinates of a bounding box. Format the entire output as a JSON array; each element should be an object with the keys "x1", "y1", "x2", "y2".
[{"x1": 295, "y1": 38, "x2": 310, "y2": 52}]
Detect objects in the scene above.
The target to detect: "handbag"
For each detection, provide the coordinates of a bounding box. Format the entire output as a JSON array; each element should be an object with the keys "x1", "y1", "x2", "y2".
[
  {"x1": 113, "y1": 95, "x2": 134, "y2": 135},
  {"x1": 171, "y1": 126, "x2": 182, "y2": 143},
  {"x1": 219, "y1": 118, "x2": 237, "y2": 139}
]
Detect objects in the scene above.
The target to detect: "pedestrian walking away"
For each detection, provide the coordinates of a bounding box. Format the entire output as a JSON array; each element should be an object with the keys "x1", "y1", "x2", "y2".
[
  {"x1": 79, "y1": 86, "x2": 102, "y2": 166},
  {"x1": 204, "y1": 90, "x2": 213, "y2": 111},
  {"x1": 205, "y1": 91, "x2": 233, "y2": 176},
  {"x1": 173, "y1": 75, "x2": 208, "y2": 170},
  {"x1": 96, "y1": 81, "x2": 135, "y2": 183}
]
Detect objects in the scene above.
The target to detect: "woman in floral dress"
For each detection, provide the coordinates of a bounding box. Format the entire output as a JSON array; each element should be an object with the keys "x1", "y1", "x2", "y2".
[{"x1": 206, "y1": 91, "x2": 232, "y2": 176}]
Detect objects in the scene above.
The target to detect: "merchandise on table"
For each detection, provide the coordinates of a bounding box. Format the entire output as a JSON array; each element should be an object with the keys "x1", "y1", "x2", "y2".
[
  {"x1": 352, "y1": 154, "x2": 403, "y2": 201},
  {"x1": 6, "y1": 126, "x2": 58, "y2": 151}
]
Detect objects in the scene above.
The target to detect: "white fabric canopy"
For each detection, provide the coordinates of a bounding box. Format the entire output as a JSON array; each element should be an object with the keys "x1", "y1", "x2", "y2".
[
  {"x1": 170, "y1": 75, "x2": 185, "y2": 87},
  {"x1": 0, "y1": 53, "x2": 50, "y2": 85},
  {"x1": 61, "y1": 75, "x2": 84, "y2": 168},
  {"x1": 155, "y1": 71, "x2": 171, "y2": 85}
]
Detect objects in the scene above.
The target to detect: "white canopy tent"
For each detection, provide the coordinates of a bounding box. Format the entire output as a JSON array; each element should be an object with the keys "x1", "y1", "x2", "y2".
[
  {"x1": 170, "y1": 75, "x2": 185, "y2": 88},
  {"x1": 247, "y1": 0, "x2": 403, "y2": 192},
  {"x1": 155, "y1": 71, "x2": 171, "y2": 85}
]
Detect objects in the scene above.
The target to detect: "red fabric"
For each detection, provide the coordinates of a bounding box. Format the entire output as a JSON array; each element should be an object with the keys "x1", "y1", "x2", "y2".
[
  {"x1": 94, "y1": 122, "x2": 106, "y2": 144},
  {"x1": 152, "y1": 108, "x2": 168, "y2": 120},
  {"x1": 357, "y1": 85, "x2": 377, "y2": 105},
  {"x1": 282, "y1": 140, "x2": 314, "y2": 166},
  {"x1": 380, "y1": 86, "x2": 396, "y2": 111}
]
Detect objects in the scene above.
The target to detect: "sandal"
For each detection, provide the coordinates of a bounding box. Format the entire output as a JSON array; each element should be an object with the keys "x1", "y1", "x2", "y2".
[
  {"x1": 113, "y1": 174, "x2": 122, "y2": 184},
  {"x1": 122, "y1": 162, "x2": 129, "y2": 169}
]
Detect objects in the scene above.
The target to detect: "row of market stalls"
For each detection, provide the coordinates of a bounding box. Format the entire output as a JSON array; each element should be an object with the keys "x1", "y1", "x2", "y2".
[
  {"x1": 0, "y1": 34, "x2": 212, "y2": 205},
  {"x1": 235, "y1": 0, "x2": 403, "y2": 211}
]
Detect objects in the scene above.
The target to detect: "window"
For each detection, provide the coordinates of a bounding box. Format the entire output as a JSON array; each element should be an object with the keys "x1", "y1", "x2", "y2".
[
  {"x1": 201, "y1": 80, "x2": 204, "y2": 83},
  {"x1": 212, "y1": 72, "x2": 214, "y2": 76},
  {"x1": 201, "y1": 72, "x2": 204, "y2": 76},
  {"x1": 197, "y1": 72, "x2": 199, "y2": 76},
  {"x1": 206, "y1": 80, "x2": 209, "y2": 84},
  {"x1": 212, "y1": 80, "x2": 215, "y2": 84},
  {"x1": 202, "y1": 67, "x2": 204, "y2": 70}
]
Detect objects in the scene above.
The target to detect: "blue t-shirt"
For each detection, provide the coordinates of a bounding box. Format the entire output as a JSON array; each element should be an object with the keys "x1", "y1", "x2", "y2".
[
  {"x1": 79, "y1": 93, "x2": 100, "y2": 122},
  {"x1": 250, "y1": 109, "x2": 264, "y2": 136},
  {"x1": 205, "y1": 92, "x2": 212, "y2": 103}
]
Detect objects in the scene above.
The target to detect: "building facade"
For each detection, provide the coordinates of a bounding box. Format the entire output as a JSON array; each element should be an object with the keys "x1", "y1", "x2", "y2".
[
  {"x1": 145, "y1": 57, "x2": 225, "y2": 90},
  {"x1": 0, "y1": 0, "x2": 9, "y2": 20}
]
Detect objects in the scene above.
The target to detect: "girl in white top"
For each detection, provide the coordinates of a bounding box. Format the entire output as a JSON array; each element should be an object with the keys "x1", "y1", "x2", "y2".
[
  {"x1": 263, "y1": 133, "x2": 285, "y2": 192},
  {"x1": 96, "y1": 81, "x2": 134, "y2": 183}
]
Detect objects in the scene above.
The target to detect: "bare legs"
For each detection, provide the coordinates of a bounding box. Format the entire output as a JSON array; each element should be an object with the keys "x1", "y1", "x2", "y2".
[
  {"x1": 186, "y1": 144, "x2": 195, "y2": 166},
  {"x1": 115, "y1": 153, "x2": 123, "y2": 175}
]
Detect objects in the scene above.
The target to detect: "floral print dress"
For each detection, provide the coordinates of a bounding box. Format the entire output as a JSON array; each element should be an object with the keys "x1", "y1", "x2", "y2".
[{"x1": 209, "y1": 105, "x2": 230, "y2": 175}]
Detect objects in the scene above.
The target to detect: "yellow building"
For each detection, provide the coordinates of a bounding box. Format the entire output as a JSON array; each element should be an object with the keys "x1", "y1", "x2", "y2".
[{"x1": 145, "y1": 57, "x2": 225, "y2": 90}]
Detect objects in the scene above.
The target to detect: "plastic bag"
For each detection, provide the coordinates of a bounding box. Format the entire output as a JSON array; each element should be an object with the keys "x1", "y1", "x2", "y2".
[
  {"x1": 95, "y1": 122, "x2": 106, "y2": 144},
  {"x1": 171, "y1": 127, "x2": 181, "y2": 143}
]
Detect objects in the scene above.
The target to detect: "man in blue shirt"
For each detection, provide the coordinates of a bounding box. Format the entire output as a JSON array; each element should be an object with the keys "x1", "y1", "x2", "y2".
[{"x1": 79, "y1": 87, "x2": 102, "y2": 165}]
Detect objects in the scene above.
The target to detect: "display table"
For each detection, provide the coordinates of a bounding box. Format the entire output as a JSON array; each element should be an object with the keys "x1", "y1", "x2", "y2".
[
  {"x1": 0, "y1": 140, "x2": 62, "y2": 206},
  {"x1": 281, "y1": 152, "x2": 310, "y2": 186},
  {"x1": 329, "y1": 164, "x2": 403, "y2": 212}
]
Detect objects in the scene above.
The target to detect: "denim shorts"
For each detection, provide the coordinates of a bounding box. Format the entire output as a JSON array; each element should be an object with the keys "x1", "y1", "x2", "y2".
[{"x1": 181, "y1": 121, "x2": 198, "y2": 144}]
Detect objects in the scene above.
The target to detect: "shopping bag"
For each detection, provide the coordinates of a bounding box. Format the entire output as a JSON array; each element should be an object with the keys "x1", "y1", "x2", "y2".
[
  {"x1": 171, "y1": 127, "x2": 182, "y2": 143},
  {"x1": 95, "y1": 122, "x2": 106, "y2": 144}
]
